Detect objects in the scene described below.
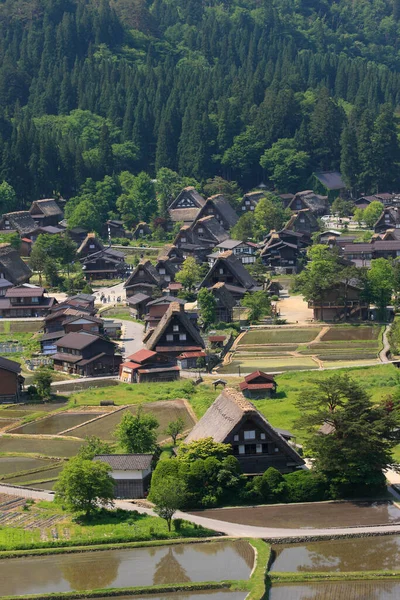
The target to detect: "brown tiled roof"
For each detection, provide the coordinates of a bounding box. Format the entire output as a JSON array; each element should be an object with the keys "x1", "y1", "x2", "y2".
[
  {"x1": 6, "y1": 286, "x2": 45, "y2": 298},
  {"x1": 56, "y1": 332, "x2": 104, "y2": 350}
]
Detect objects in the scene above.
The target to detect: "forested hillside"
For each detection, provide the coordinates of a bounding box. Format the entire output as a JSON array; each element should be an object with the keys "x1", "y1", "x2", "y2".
[{"x1": 1, "y1": 0, "x2": 400, "y2": 212}]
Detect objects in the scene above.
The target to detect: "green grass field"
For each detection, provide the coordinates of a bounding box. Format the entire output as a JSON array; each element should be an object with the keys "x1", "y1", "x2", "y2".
[{"x1": 0, "y1": 321, "x2": 43, "y2": 334}]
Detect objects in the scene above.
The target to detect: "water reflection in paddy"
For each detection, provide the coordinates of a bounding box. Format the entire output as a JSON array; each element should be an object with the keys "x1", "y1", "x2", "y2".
[
  {"x1": 0, "y1": 540, "x2": 253, "y2": 597},
  {"x1": 269, "y1": 580, "x2": 400, "y2": 599},
  {"x1": 96, "y1": 592, "x2": 247, "y2": 600},
  {"x1": 10, "y1": 413, "x2": 101, "y2": 435},
  {"x1": 270, "y1": 535, "x2": 400, "y2": 572}
]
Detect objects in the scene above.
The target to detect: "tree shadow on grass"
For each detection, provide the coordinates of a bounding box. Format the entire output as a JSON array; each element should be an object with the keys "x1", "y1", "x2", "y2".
[{"x1": 75, "y1": 507, "x2": 148, "y2": 526}]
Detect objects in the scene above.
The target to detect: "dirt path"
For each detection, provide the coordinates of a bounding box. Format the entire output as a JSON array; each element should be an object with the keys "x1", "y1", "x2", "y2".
[
  {"x1": 277, "y1": 293, "x2": 314, "y2": 324},
  {"x1": 380, "y1": 324, "x2": 392, "y2": 363}
]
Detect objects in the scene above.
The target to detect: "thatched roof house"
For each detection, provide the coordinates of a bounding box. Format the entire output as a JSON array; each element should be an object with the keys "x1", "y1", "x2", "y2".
[
  {"x1": 0, "y1": 211, "x2": 38, "y2": 236},
  {"x1": 0, "y1": 244, "x2": 32, "y2": 285},
  {"x1": 185, "y1": 387, "x2": 304, "y2": 474},
  {"x1": 146, "y1": 301, "x2": 205, "y2": 357}
]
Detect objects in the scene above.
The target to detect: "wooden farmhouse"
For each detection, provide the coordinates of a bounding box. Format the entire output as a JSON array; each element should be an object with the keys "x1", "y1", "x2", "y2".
[
  {"x1": 40, "y1": 313, "x2": 104, "y2": 355},
  {"x1": 209, "y1": 282, "x2": 236, "y2": 322},
  {"x1": 0, "y1": 244, "x2": 32, "y2": 285},
  {"x1": 124, "y1": 260, "x2": 165, "y2": 298},
  {"x1": 29, "y1": 199, "x2": 63, "y2": 227},
  {"x1": 285, "y1": 209, "x2": 319, "y2": 236},
  {"x1": 77, "y1": 233, "x2": 126, "y2": 280},
  {"x1": 94, "y1": 454, "x2": 153, "y2": 499},
  {"x1": 374, "y1": 207, "x2": 400, "y2": 233},
  {"x1": 144, "y1": 295, "x2": 185, "y2": 330},
  {"x1": 127, "y1": 292, "x2": 152, "y2": 320},
  {"x1": 194, "y1": 195, "x2": 239, "y2": 231},
  {"x1": 0, "y1": 211, "x2": 39, "y2": 238},
  {"x1": 199, "y1": 251, "x2": 261, "y2": 300},
  {"x1": 211, "y1": 239, "x2": 258, "y2": 265},
  {"x1": 185, "y1": 388, "x2": 304, "y2": 474},
  {"x1": 288, "y1": 191, "x2": 329, "y2": 216},
  {"x1": 239, "y1": 371, "x2": 277, "y2": 399},
  {"x1": 239, "y1": 191, "x2": 265, "y2": 213},
  {"x1": 119, "y1": 349, "x2": 180, "y2": 383},
  {"x1": 0, "y1": 356, "x2": 24, "y2": 403},
  {"x1": 0, "y1": 285, "x2": 56, "y2": 318},
  {"x1": 146, "y1": 302, "x2": 205, "y2": 362},
  {"x1": 308, "y1": 279, "x2": 368, "y2": 321},
  {"x1": 132, "y1": 222, "x2": 152, "y2": 239},
  {"x1": 104, "y1": 219, "x2": 128, "y2": 239},
  {"x1": 168, "y1": 186, "x2": 206, "y2": 226},
  {"x1": 52, "y1": 332, "x2": 122, "y2": 377}
]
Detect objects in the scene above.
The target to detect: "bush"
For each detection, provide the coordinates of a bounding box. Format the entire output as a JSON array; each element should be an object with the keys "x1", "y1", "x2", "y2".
[
  {"x1": 26, "y1": 385, "x2": 38, "y2": 398},
  {"x1": 173, "y1": 518, "x2": 183, "y2": 531},
  {"x1": 284, "y1": 470, "x2": 328, "y2": 503}
]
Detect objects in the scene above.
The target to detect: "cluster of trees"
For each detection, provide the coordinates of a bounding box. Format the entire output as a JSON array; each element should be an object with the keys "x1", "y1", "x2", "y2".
[
  {"x1": 1, "y1": 0, "x2": 400, "y2": 213},
  {"x1": 296, "y1": 244, "x2": 399, "y2": 320},
  {"x1": 29, "y1": 233, "x2": 78, "y2": 288},
  {"x1": 55, "y1": 371, "x2": 399, "y2": 523}
]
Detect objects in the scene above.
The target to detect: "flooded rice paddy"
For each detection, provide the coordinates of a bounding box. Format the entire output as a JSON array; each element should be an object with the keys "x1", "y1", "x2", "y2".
[
  {"x1": 96, "y1": 592, "x2": 247, "y2": 600},
  {"x1": 0, "y1": 456, "x2": 51, "y2": 475},
  {"x1": 269, "y1": 580, "x2": 400, "y2": 599},
  {"x1": 10, "y1": 412, "x2": 102, "y2": 435},
  {"x1": 0, "y1": 540, "x2": 253, "y2": 597},
  {"x1": 270, "y1": 535, "x2": 400, "y2": 572},
  {"x1": 191, "y1": 501, "x2": 400, "y2": 529}
]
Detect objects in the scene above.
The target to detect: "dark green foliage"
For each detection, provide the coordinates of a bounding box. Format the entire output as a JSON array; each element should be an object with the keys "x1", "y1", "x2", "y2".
[
  {"x1": 297, "y1": 374, "x2": 400, "y2": 498},
  {"x1": 0, "y1": 0, "x2": 400, "y2": 205}
]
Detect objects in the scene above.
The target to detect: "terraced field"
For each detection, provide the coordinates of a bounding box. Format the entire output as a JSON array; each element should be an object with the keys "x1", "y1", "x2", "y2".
[
  {"x1": 72, "y1": 399, "x2": 196, "y2": 441},
  {"x1": 220, "y1": 325, "x2": 383, "y2": 373}
]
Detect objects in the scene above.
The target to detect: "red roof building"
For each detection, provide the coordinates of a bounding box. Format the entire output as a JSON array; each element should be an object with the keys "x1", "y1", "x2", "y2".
[
  {"x1": 239, "y1": 371, "x2": 277, "y2": 399},
  {"x1": 119, "y1": 349, "x2": 180, "y2": 384}
]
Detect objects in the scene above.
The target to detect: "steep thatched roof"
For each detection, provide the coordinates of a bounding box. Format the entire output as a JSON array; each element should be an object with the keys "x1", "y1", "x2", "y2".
[
  {"x1": 192, "y1": 215, "x2": 230, "y2": 244},
  {"x1": 200, "y1": 251, "x2": 260, "y2": 291},
  {"x1": 185, "y1": 387, "x2": 304, "y2": 465},
  {"x1": 0, "y1": 245, "x2": 32, "y2": 285},
  {"x1": 30, "y1": 199, "x2": 63, "y2": 217},
  {"x1": 0, "y1": 212, "x2": 38, "y2": 235},
  {"x1": 124, "y1": 260, "x2": 162, "y2": 289},
  {"x1": 146, "y1": 302, "x2": 205, "y2": 351}
]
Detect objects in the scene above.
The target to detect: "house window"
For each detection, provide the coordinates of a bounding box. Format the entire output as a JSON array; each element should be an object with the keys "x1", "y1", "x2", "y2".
[
  {"x1": 245, "y1": 200, "x2": 250, "y2": 205},
  {"x1": 219, "y1": 268, "x2": 224, "y2": 275},
  {"x1": 242, "y1": 206, "x2": 246, "y2": 211},
  {"x1": 233, "y1": 434, "x2": 239, "y2": 442},
  {"x1": 260, "y1": 433, "x2": 266, "y2": 440},
  {"x1": 179, "y1": 333, "x2": 187, "y2": 341},
  {"x1": 159, "y1": 268, "x2": 166, "y2": 275},
  {"x1": 256, "y1": 444, "x2": 262, "y2": 454},
  {"x1": 166, "y1": 334, "x2": 173, "y2": 342},
  {"x1": 275, "y1": 446, "x2": 280, "y2": 453},
  {"x1": 198, "y1": 227, "x2": 204, "y2": 234},
  {"x1": 165, "y1": 275, "x2": 171, "y2": 282},
  {"x1": 31, "y1": 297, "x2": 39, "y2": 303},
  {"x1": 173, "y1": 325, "x2": 179, "y2": 332},
  {"x1": 250, "y1": 206, "x2": 255, "y2": 211},
  {"x1": 238, "y1": 445, "x2": 245, "y2": 455},
  {"x1": 245, "y1": 444, "x2": 256, "y2": 454},
  {"x1": 181, "y1": 237, "x2": 187, "y2": 243},
  {"x1": 244, "y1": 430, "x2": 256, "y2": 440},
  {"x1": 89, "y1": 244, "x2": 95, "y2": 249}
]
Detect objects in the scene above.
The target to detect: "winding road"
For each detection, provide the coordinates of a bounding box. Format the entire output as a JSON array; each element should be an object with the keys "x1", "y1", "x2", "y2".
[{"x1": 2, "y1": 483, "x2": 400, "y2": 540}]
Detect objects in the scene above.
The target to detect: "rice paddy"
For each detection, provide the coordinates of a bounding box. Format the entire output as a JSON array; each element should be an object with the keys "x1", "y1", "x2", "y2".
[{"x1": 221, "y1": 325, "x2": 383, "y2": 373}]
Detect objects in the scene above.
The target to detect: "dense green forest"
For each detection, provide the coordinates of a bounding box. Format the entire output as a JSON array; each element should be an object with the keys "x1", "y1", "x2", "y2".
[{"x1": 1, "y1": 0, "x2": 400, "y2": 216}]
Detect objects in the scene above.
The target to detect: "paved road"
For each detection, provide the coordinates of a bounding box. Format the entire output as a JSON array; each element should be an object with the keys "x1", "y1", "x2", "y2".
[
  {"x1": 2, "y1": 483, "x2": 400, "y2": 540},
  {"x1": 114, "y1": 319, "x2": 145, "y2": 358},
  {"x1": 93, "y1": 282, "x2": 126, "y2": 303}
]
